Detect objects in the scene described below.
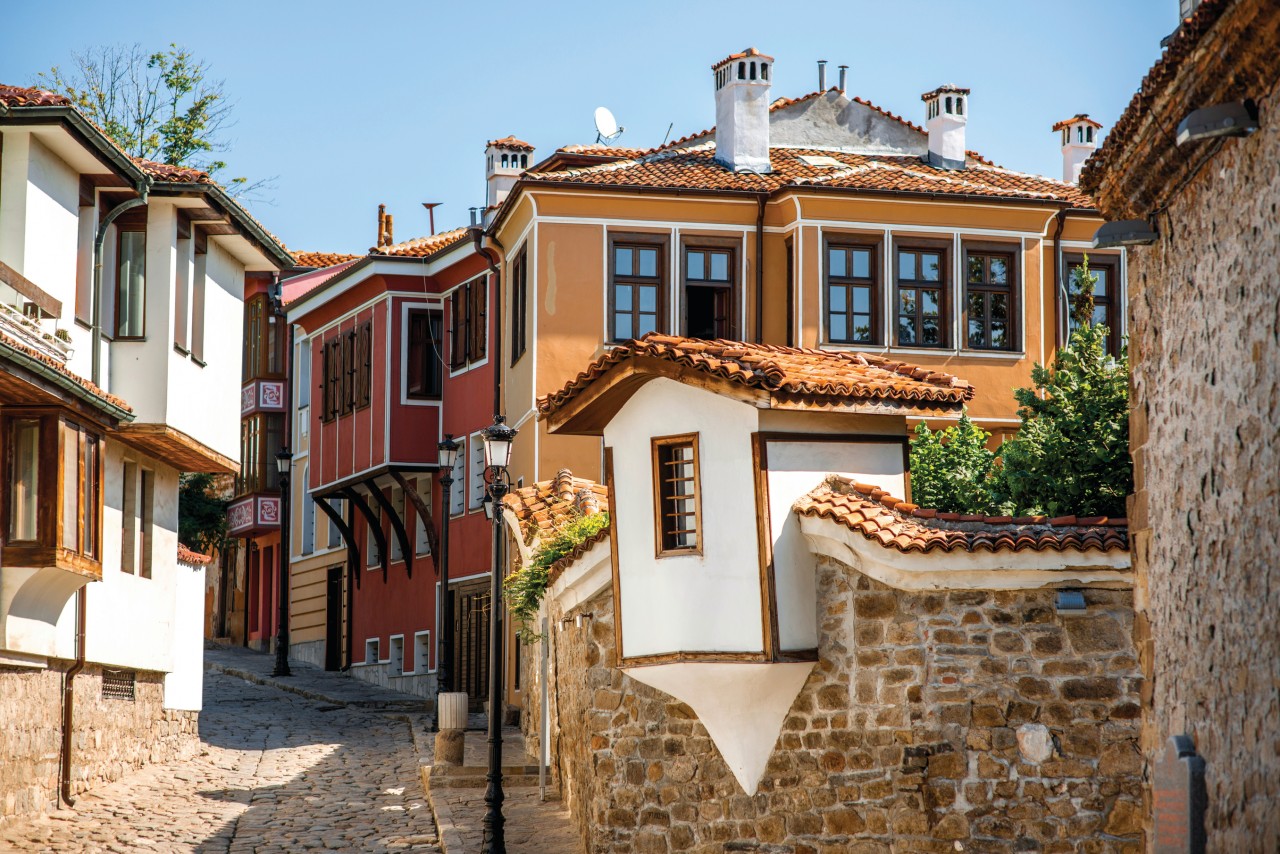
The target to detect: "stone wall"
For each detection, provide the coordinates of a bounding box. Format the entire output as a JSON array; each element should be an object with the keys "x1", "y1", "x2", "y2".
[
  {"x1": 1124, "y1": 80, "x2": 1280, "y2": 848},
  {"x1": 0, "y1": 663, "x2": 199, "y2": 825},
  {"x1": 534, "y1": 560, "x2": 1142, "y2": 852}
]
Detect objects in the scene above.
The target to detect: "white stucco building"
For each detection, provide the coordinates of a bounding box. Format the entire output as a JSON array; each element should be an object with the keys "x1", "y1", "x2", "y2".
[{"x1": 0, "y1": 83, "x2": 291, "y2": 820}]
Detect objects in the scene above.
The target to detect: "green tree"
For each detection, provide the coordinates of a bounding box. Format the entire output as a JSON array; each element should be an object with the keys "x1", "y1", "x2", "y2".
[
  {"x1": 908, "y1": 413, "x2": 998, "y2": 514},
  {"x1": 992, "y1": 257, "x2": 1131, "y2": 517},
  {"x1": 178, "y1": 473, "x2": 230, "y2": 554},
  {"x1": 36, "y1": 44, "x2": 271, "y2": 200}
]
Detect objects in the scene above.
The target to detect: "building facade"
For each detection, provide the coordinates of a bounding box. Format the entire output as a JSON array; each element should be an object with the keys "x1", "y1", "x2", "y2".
[
  {"x1": 482, "y1": 51, "x2": 1125, "y2": 490},
  {"x1": 1080, "y1": 0, "x2": 1280, "y2": 846},
  {"x1": 285, "y1": 221, "x2": 500, "y2": 703},
  {"x1": 0, "y1": 84, "x2": 290, "y2": 821}
]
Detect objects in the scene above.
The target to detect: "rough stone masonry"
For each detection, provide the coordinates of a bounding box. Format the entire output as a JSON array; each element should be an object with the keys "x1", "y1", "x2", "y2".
[{"x1": 525, "y1": 559, "x2": 1143, "y2": 853}]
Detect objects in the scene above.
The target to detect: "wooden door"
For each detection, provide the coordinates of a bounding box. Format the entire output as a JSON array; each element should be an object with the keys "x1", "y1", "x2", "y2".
[{"x1": 452, "y1": 580, "x2": 491, "y2": 711}]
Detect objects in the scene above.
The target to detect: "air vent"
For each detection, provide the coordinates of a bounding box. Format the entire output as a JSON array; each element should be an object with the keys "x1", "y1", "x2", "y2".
[
  {"x1": 101, "y1": 668, "x2": 137, "y2": 701},
  {"x1": 798, "y1": 155, "x2": 844, "y2": 168}
]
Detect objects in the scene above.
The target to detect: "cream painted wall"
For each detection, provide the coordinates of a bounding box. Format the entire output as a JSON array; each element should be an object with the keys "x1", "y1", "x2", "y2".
[
  {"x1": 603, "y1": 378, "x2": 765, "y2": 657},
  {"x1": 166, "y1": 556, "x2": 207, "y2": 711},
  {"x1": 765, "y1": 440, "x2": 906, "y2": 650}
]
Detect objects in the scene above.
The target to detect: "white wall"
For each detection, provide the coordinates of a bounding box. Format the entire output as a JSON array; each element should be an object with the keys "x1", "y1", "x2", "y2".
[
  {"x1": 603, "y1": 378, "x2": 765, "y2": 657},
  {"x1": 22, "y1": 137, "x2": 80, "y2": 308},
  {"x1": 109, "y1": 202, "x2": 176, "y2": 422},
  {"x1": 765, "y1": 440, "x2": 906, "y2": 650},
  {"x1": 164, "y1": 556, "x2": 206, "y2": 710},
  {"x1": 185, "y1": 239, "x2": 245, "y2": 458},
  {"x1": 0, "y1": 131, "x2": 32, "y2": 272},
  {"x1": 73, "y1": 440, "x2": 181, "y2": 674}
]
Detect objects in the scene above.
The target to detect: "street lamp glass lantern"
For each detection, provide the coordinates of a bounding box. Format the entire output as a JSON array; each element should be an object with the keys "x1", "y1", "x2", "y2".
[
  {"x1": 437, "y1": 435, "x2": 460, "y2": 471},
  {"x1": 481, "y1": 494, "x2": 495, "y2": 520},
  {"x1": 275, "y1": 447, "x2": 292, "y2": 475},
  {"x1": 481, "y1": 416, "x2": 517, "y2": 470}
]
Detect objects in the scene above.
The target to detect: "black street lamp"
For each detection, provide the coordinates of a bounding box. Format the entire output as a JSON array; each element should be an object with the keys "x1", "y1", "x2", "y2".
[
  {"x1": 481, "y1": 414, "x2": 517, "y2": 854},
  {"x1": 432, "y1": 435, "x2": 461, "y2": 733},
  {"x1": 272, "y1": 447, "x2": 292, "y2": 678}
]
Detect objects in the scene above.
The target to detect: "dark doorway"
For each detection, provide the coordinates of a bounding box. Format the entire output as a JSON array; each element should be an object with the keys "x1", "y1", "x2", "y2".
[
  {"x1": 453, "y1": 581, "x2": 491, "y2": 711},
  {"x1": 325, "y1": 567, "x2": 343, "y2": 671},
  {"x1": 686, "y1": 285, "x2": 729, "y2": 339}
]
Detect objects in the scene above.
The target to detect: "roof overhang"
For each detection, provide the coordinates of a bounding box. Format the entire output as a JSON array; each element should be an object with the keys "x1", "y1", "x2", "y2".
[
  {"x1": 0, "y1": 339, "x2": 133, "y2": 425},
  {"x1": 150, "y1": 182, "x2": 293, "y2": 270},
  {"x1": 116, "y1": 423, "x2": 238, "y2": 474},
  {"x1": 796, "y1": 513, "x2": 1131, "y2": 591},
  {"x1": 0, "y1": 106, "x2": 148, "y2": 187},
  {"x1": 285, "y1": 244, "x2": 475, "y2": 322},
  {"x1": 309, "y1": 462, "x2": 437, "y2": 500},
  {"x1": 542, "y1": 354, "x2": 964, "y2": 436}
]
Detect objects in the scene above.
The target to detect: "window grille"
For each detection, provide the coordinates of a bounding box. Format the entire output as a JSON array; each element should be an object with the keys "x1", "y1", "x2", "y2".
[{"x1": 101, "y1": 668, "x2": 136, "y2": 701}]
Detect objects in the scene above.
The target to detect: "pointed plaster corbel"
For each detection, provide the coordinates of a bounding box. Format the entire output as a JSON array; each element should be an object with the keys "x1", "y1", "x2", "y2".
[{"x1": 623, "y1": 661, "x2": 815, "y2": 796}]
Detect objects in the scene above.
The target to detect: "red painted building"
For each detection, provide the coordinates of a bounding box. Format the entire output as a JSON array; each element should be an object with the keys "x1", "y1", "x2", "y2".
[{"x1": 284, "y1": 222, "x2": 498, "y2": 701}]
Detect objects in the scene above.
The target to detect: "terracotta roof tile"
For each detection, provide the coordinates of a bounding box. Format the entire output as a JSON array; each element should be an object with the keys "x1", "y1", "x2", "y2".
[
  {"x1": 537, "y1": 333, "x2": 974, "y2": 418},
  {"x1": 177, "y1": 544, "x2": 214, "y2": 565},
  {"x1": 794, "y1": 476, "x2": 1128, "y2": 555},
  {"x1": 522, "y1": 142, "x2": 1091, "y2": 206},
  {"x1": 373, "y1": 227, "x2": 471, "y2": 258},
  {"x1": 488, "y1": 135, "x2": 534, "y2": 151},
  {"x1": 1052, "y1": 113, "x2": 1103, "y2": 132},
  {"x1": 504, "y1": 469, "x2": 611, "y2": 581},
  {"x1": 0, "y1": 84, "x2": 72, "y2": 107},
  {"x1": 504, "y1": 469, "x2": 610, "y2": 546},
  {"x1": 711, "y1": 47, "x2": 774, "y2": 69},
  {"x1": 292, "y1": 251, "x2": 362, "y2": 268},
  {"x1": 0, "y1": 328, "x2": 131, "y2": 412}
]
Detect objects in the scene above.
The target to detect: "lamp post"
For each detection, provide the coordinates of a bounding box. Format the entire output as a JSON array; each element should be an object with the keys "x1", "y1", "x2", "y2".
[
  {"x1": 272, "y1": 447, "x2": 292, "y2": 678},
  {"x1": 432, "y1": 435, "x2": 460, "y2": 733},
  {"x1": 481, "y1": 414, "x2": 517, "y2": 854}
]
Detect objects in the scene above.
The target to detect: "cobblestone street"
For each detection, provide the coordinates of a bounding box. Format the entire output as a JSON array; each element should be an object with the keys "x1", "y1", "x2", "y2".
[{"x1": 0, "y1": 669, "x2": 439, "y2": 853}]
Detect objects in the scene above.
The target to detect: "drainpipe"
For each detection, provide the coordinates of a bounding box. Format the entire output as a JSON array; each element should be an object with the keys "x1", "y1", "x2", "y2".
[
  {"x1": 470, "y1": 227, "x2": 504, "y2": 416},
  {"x1": 755, "y1": 193, "x2": 767, "y2": 343},
  {"x1": 1051, "y1": 208, "x2": 1070, "y2": 350},
  {"x1": 59, "y1": 588, "x2": 87, "y2": 807},
  {"x1": 91, "y1": 184, "x2": 151, "y2": 386}
]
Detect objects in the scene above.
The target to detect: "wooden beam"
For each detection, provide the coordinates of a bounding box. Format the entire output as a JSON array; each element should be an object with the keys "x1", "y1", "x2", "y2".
[
  {"x1": 362, "y1": 477, "x2": 413, "y2": 578},
  {"x1": 115, "y1": 423, "x2": 238, "y2": 474},
  {"x1": 390, "y1": 470, "x2": 439, "y2": 577},
  {"x1": 0, "y1": 261, "x2": 62, "y2": 318},
  {"x1": 314, "y1": 494, "x2": 360, "y2": 590},
  {"x1": 341, "y1": 486, "x2": 389, "y2": 582}
]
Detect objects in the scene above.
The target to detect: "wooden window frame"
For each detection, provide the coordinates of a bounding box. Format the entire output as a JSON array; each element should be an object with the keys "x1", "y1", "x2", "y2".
[
  {"x1": 0, "y1": 411, "x2": 103, "y2": 574},
  {"x1": 651, "y1": 432, "x2": 702, "y2": 558},
  {"x1": 963, "y1": 242, "x2": 1019, "y2": 352},
  {"x1": 113, "y1": 220, "x2": 147, "y2": 341},
  {"x1": 824, "y1": 238, "x2": 883, "y2": 346},
  {"x1": 406, "y1": 309, "x2": 444, "y2": 400},
  {"x1": 510, "y1": 251, "x2": 528, "y2": 365},
  {"x1": 608, "y1": 232, "x2": 667, "y2": 343},
  {"x1": 893, "y1": 239, "x2": 950, "y2": 349},
  {"x1": 680, "y1": 238, "x2": 739, "y2": 340},
  {"x1": 1065, "y1": 253, "x2": 1122, "y2": 356}
]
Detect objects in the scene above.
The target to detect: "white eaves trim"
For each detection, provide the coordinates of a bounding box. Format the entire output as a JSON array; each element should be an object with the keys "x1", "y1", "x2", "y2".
[{"x1": 797, "y1": 514, "x2": 1131, "y2": 592}]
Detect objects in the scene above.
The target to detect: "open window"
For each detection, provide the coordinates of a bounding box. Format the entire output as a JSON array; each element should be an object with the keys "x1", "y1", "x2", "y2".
[
  {"x1": 682, "y1": 244, "x2": 736, "y2": 340},
  {"x1": 2, "y1": 412, "x2": 103, "y2": 575}
]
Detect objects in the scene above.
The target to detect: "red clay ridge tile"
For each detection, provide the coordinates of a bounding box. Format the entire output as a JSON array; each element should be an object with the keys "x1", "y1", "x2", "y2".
[{"x1": 792, "y1": 475, "x2": 1128, "y2": 556}]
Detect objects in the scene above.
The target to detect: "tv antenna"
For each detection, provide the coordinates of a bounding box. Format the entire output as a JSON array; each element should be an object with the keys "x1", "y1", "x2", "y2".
[{"x1": 594, "y1": 106, "x2": 625, "y2": 143}]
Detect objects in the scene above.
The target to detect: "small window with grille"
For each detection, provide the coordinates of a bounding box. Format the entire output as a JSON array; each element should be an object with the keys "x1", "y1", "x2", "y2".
[
  {"x1": 652, "y1": 433, "x2": 702, "y2": 557},
  {"x1": 101, "y1": 668, "x2": 136, "y2": 701}
]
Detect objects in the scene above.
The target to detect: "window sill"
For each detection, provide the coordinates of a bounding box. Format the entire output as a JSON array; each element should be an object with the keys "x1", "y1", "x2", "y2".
[
  {"x1": 74, "y1": 317, "x2": 92, "y2": 331},
  {"x1": 191, "y1": 356, "x2": 206, "y2": 367},
  {"x1": 957, "y1": 349, "x2": 1026, "y2": 360},
  {"x1": 173, "y1": 343, "x2": 190, "y2": 356},
  {"x1": 656, "y1": 548, "x2": 702, "y2": 559}
]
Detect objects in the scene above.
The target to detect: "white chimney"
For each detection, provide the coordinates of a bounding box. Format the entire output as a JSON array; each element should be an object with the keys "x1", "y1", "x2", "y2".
[
  {"x1": 1053, "y1": 115, "x2": 1102, "y2": 184},
  {"x1": 921, "y1": 85, "x2": 970, "y2": 170},
  {"x1": 712, "y1": 48, "x2": 773, "y2": 174},
  {"x1": 485, "y1": 136, "x2": 534, "y2": 208}
]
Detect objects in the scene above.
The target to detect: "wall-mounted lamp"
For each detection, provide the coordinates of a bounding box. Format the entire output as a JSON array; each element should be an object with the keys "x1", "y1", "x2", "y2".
[
  {"x1": 575, "y1": 612, "x2": 594, "y2": 629},
  {"x1": 1093, "y1": 219, "x2": 1159, "y2": 248},
  {"x1": 481, "y1": 493, "x2": 494, "y2": 520},
  {"x1": 1055, "y1": 589, "x2": 1087, "y2": 615},
  {"x1": 1176, "y1": 101, "x2": 1258, "y2": 145}
]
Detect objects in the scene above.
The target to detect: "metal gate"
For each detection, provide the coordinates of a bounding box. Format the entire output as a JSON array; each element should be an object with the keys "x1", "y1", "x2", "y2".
[{"x1": 452, "y1": 582, "x2": 490, "y2": 711}]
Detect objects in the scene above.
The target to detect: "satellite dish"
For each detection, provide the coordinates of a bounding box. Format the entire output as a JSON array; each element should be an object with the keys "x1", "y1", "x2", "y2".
[{"x1": 594, "y1": 106, "x2": 624, "y2": 143}]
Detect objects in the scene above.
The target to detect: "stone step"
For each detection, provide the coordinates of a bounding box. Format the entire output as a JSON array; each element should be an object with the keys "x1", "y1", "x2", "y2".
[{"x1": 428, "y1": 773, "x2": 549, "y2": 789}]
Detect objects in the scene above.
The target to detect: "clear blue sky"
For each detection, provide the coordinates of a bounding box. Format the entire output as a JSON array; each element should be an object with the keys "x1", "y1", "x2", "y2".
[{"x1": 2, "y1": 0, "x2": 1176, "y2": 255}]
